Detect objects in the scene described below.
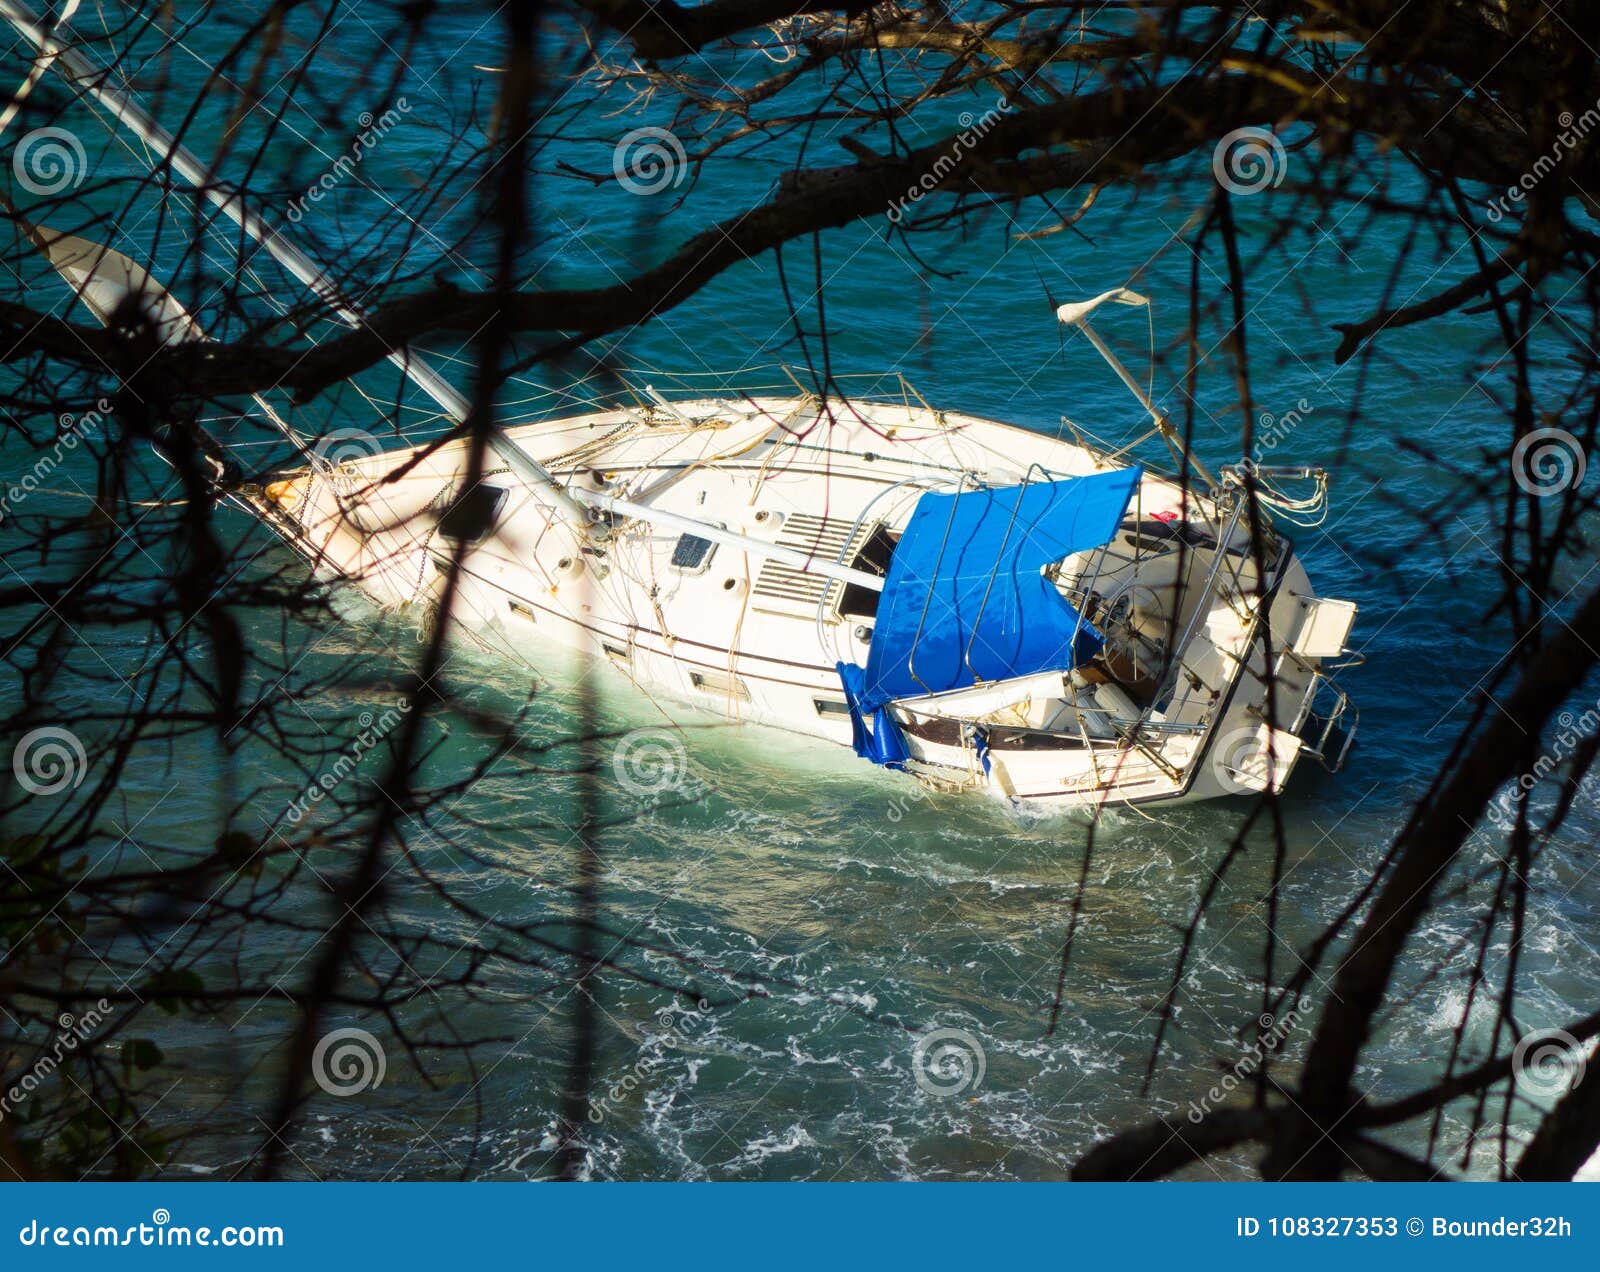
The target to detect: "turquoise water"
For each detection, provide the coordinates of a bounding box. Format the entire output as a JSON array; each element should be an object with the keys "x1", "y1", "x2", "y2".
[{"x1": 4, "y1": 11, "x2": 1597, "y2": 1180}]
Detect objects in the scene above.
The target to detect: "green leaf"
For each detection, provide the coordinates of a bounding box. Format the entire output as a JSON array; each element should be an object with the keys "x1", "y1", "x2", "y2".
[
  {"x1": 123, "y1": 1038, "x2": 163, "y2": 1071},
  {"x1": 146, "y1": 968, "x2": 203, "y2": 1015},
  {"x1": 215, "y1": 830, "x2": 255, "y2": 864}
]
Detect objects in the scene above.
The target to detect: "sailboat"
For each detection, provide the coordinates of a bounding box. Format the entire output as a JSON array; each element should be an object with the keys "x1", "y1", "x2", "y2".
[
  {"x1": 4, "y1": 1, "x2": 1358, "y2": 810},
  {"x1": 261, "y1": 362, "x2": 1359, "y2": 808}
]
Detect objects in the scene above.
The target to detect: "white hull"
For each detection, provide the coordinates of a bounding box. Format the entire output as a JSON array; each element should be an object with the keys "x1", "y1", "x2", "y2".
[
  {"x1": 254, "y1": 392, "x2": 1357, "y2": 811},
  {"x1": 2, "y1": 22, "x2": 1354, "y2": 815}
]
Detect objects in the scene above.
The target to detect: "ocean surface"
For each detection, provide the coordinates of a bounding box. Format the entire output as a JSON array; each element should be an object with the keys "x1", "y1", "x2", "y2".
[{"x1": 4, "y1": 9, "x2": 1598, "y2": 1180}]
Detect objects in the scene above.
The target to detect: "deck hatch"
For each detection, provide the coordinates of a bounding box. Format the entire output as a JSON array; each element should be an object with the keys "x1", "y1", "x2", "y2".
[
  {"x1": 438, "y1": 483, "x2": 507, "y2": 543},
  {"x1": 750, "y1": 513, "x2": 877, "y2": 618},
  {"x1": 670, "y1": 531, "x2": 718, "y2": 574}
]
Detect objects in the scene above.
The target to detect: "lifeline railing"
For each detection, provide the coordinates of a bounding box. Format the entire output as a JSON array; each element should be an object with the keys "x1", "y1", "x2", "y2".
[
  {"x1": 901, "y1": 462, "x2": 1121, "y2": 698},
  {"x1": 904, "y1": 471, "x2": 981, "y2": 699},
  {"x1": 814, "y1": 475, "x2": 943, "y2": 664},
  {"x1": 861, "y1": 468, "x2": 1127, "y2": 710},
  {"x1": 1288, "y1": 663, "x2": 1360, "y2": 773},
  {"x1": 958, "y1": 463, "x2": 1061, "y2": 685}
]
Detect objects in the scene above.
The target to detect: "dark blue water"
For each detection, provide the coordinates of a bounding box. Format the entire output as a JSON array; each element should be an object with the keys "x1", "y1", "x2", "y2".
[{"x1": 4, "y1": 9, "x2": 1596, "y2": 1180}]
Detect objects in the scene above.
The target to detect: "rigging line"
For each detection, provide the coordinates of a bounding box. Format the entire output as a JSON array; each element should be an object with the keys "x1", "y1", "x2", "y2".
[
  {"x1": 617, "y1": 407, "x2": 780, "y2": 504},
  {"x1": 1, "y1": 0, "x2": 592, "y2": 524},
  {"x1": 0, "y1": 0, "x2": 78, "y2": 136},
  {"x1": 147, "y1": 6, "x2": 487, "y2": 285},
  {"x1": 7, "y1": 32, "x2": 365, "y2": 466}
]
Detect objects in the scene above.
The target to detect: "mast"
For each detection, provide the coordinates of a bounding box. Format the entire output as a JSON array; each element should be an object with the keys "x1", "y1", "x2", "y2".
[
  {"x1": 0, "y1": 0, "x2": 889, "y2": 593},
  {"x1": 0, "y1": 0, "x2": 587, "y2": 524}
]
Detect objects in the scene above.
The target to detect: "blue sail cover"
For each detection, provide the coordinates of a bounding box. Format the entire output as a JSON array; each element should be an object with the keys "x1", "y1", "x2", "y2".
[
  {"x1": 836, "y1": 661, "x2": 913, "y2": 768},
  {"x1": 856, "y1": 468, "x2": 1142, "y2": 716}
]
